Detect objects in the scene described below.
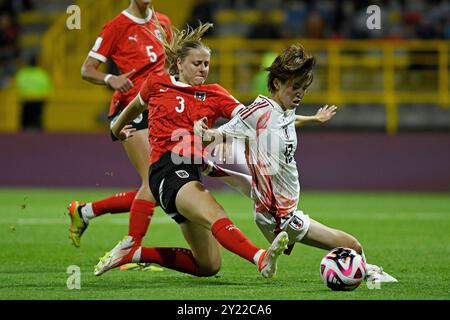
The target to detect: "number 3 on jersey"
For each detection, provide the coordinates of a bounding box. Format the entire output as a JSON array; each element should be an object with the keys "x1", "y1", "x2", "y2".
[
  {"x1": 146, "y1": 46, "x2": 157, "y2": 63},
  {"x1": 175, "y1": 96, "x2": 185, "y2": 113}
]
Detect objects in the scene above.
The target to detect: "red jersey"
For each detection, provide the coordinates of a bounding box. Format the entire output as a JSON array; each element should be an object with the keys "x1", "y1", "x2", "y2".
[
  {"x1": 88, "y1": 10, "x2": 171, "y2": 117},
  {"x1": 139, "y1": 74, "x2": 244, "y2": 165}
]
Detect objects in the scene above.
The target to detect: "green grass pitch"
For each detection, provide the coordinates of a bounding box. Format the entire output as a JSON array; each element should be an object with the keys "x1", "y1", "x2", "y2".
[{"x1": 0, "y1": 188, "x2": 449, "y2": 300}]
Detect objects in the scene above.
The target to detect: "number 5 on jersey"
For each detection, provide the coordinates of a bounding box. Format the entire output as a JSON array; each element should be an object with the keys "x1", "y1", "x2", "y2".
[
  {"x1": 146, "y1": 46, "x2": 157, "y2": 63},
  {"x1": 175, "y1": 96, "x2": 185, "y2": 113}
]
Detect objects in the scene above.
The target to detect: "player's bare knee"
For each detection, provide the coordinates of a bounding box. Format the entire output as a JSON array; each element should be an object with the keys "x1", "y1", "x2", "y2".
[
  {"x1": 348, "y1": 238, "x2": 363, "y2": 254},
  {"x1": 354, "y1": 241, "x2": 363, "y2": 254}
]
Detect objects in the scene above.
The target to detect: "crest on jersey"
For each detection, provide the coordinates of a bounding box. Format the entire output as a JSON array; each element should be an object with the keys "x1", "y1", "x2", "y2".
[
  {"x1": 194, "y1": 91, "x2": 206, "y2": 101},
  {"x1": 154, "y1": 30, "x2": 162, "y2": 41},
  {"x1": 289, "y1": 216, "x2": 304, "y2": 230}
]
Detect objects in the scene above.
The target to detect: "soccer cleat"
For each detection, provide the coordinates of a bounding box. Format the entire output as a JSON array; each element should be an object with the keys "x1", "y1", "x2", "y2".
[
  {"x1": 68, "y1": 200, "x2": 88, "y2": 248},
  {"x1": 258, "y1": 231, "x2": 289, "y2": 278},
  {"x1": 94, "y1": 236, "x2": 139, "y2": 276},
  {"x1": 365, "y1": 263, "x2": 398, "y2": 283},
  {"x1": 119, "y1": 263, "x2": 164, "y2": 272}
]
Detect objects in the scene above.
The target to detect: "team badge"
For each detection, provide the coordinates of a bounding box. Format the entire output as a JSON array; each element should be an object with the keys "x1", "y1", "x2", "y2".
[
  {"x1": 289, "y1": 216, "x2": 304, "y2": 230},
  {"x1": 175, "y1": 170, "x2": 190, "y2": 178},
  {"x1": 154, "y1": 30, "x2": 162, "y2": 41},
  {"x1": 194, "y1": 92, "x2": 206, "y2": 101}
]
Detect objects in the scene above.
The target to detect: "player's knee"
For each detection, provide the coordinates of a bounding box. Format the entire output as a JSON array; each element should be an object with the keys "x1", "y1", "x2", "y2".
[
  {"x1": 336, "y1": 230, "x2": 363, "y2": 254},
  {"x1": 348, "y1": 238, "x2": 363, "y2": 254}
]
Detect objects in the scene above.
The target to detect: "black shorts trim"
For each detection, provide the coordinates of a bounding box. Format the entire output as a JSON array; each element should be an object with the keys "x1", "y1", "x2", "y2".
[
  {"x1": 109, "y1": 110, "x2": 148, "y2": 141},
  {"x1": 149, "y1": 152, "x2": 202, "y2": 223}
]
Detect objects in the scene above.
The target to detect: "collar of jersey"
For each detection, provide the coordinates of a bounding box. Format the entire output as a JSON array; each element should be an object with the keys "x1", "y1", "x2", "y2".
[
  {"x1": 170, "y1": 75, "x2": 192, "y2": 87},
  {"x1": 122, "y1": 9, "x2": 153, "y2": 24}
]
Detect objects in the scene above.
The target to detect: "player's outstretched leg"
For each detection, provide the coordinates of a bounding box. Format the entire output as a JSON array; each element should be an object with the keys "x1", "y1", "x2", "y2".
[
  {"x1": 176, "y1": 182, "x2": 289, "y2": 279},
  {"x1": 258, "y1": 231, "x2": 289, "y2": 278}
]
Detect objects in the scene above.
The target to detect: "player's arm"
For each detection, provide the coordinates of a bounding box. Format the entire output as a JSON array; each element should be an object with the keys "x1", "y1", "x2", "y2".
[
  {"x1": 80, "y1": 56, "x2": 136, "y2": 93},
  {"x1": 110, "y1": 95, "x2": 146, "y2": 140},
  {"x1": 295, "y1": 104, "x2": 337, "y2": 128}
]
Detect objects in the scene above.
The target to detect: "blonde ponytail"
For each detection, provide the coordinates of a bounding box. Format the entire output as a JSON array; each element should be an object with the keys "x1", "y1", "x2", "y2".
[{"x1": 153, "y1": 17, "x2": 213, "y2": 75}]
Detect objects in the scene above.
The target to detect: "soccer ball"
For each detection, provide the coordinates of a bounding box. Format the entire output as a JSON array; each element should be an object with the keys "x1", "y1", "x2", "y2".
[{"x1": 320, "y1": 247, "x2": 366, "y2": 291}]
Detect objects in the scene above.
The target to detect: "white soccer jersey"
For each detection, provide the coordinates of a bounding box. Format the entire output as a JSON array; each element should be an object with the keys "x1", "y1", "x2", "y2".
[{"x1": 218, "y1": 95, "x2": 300, "y2": 218}]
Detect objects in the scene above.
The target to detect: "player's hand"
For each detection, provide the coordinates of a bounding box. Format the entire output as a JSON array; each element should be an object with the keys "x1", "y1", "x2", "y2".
[
  {"x1": 315, "y1": 105, "x2": 337, "y2": 123},
  {"x1": 194, "y1": 117, "x2": 209, "y2": 138},
  {"x1": 115, "y1": 124, "x2": 136, "y2": 141},
  {"x1": 106, "y1": 69, "x2": 136, "y2": 93}
]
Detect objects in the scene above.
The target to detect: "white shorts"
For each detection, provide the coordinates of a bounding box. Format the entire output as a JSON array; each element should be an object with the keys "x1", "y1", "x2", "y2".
[{"x1": 254, "y1": 209, "x2": 311, "y2": 246}]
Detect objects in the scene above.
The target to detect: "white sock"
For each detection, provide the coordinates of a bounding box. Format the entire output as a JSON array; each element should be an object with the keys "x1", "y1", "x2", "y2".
[
  {"x1": 253, "y1": 249, "x2": 265, "y2": 265},
  {"x1": 80, "y1": 203, "x2": 95, "y2": 224}
]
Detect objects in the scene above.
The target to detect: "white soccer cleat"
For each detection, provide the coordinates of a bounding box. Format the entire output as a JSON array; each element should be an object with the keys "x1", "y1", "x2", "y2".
[
  {"x1": 94, "y1": 236, "x2": 138, "y2": 276},
  {"x1": 365, "y1": 263, "x2": 398, "y2": 283},
  {"x1": 258, "y1": 231, "x2": 289, "y2": 278}
]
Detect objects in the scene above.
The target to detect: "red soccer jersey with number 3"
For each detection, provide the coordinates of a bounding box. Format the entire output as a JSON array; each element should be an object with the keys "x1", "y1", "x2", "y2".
[
  {"x1": 139, "y1": 74, "x2": 243, "y2": 165},
  {"x1": 89, "y1": 10, "x2": 171, "y2": 117}
]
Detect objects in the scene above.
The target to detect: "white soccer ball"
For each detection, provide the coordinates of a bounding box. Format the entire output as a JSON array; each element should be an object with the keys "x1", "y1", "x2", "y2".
[{"x1": 320, "y1": 247, "x2": 366, "y2": 291}]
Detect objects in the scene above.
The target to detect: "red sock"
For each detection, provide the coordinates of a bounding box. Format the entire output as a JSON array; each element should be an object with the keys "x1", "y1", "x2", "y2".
[
  {"x1": 211, "y1": 217, "x2": 260, "y2": 263},
  {"x1": 140, "y1": 247, "x2": 201, "y2": 276},
  {"x1": 92, "y1": 190, "x2": 137, "y2": 216},
  {"x1": 128, "y1": 199, "x2": 154, "y2": 246}
]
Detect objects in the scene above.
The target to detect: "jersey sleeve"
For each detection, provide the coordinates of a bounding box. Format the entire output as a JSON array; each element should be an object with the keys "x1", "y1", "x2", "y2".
[
  {"x1": 217, "y1": 113, "x2": 254, "y2": 140},
  {"x1": 138, "y1": 74, "x2": 156, "y2": 106},
  {"x1": 212, "y1": 85, "x2": 245, "y2": 119},
  {"x1": 88, "y1": 21, "x2": 121, "y2": 63},
  {"x1": 218, "y1": 98, "x2": 271, "y2": 141}
]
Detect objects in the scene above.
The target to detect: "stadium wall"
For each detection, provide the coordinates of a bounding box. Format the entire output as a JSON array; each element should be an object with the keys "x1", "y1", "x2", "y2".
[{"x1": 1, "y1": 132, "x2": 449, "y2": 191}]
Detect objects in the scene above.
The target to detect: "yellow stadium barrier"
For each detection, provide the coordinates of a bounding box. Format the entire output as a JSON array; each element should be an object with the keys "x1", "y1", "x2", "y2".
[
  {"x1": 204, "y1": 38, "x2": 449, "y2": 134},
  {"x1": 0, "y1": 1, "x2": 448, "y2": 134}
]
